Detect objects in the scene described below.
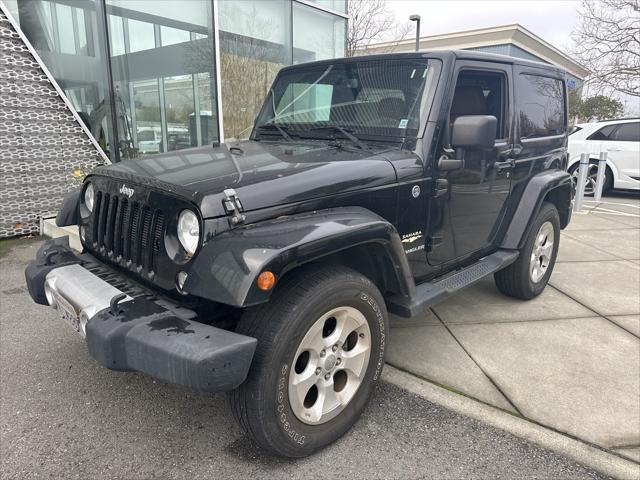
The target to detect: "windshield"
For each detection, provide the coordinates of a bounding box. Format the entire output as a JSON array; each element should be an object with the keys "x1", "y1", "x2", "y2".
[{"x1": 255, "y1": 59, "x2": 439, "y2": 140}]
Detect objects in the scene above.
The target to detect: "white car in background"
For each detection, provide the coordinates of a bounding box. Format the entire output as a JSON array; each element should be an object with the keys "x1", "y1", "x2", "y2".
[{"x1": 568, "y1": 118, "x2": 640, "y2": 194}]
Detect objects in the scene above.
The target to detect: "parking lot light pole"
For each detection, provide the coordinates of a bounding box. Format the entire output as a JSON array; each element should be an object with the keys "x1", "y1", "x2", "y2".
[
  {"x1": 594, "y1": 151, "x2": 608, "y2": 203},
  {"x1": 409, "y1": 14, "x2": 421, "y2": 52}
]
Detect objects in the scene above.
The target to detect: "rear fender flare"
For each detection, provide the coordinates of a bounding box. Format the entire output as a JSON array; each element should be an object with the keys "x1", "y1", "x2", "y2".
[
  {"x1": 501, "y1": 170, "x2": 573, "y2": 250},
  {"x1": 183, "y1": 207, "x2": 416, "y2": 307}
]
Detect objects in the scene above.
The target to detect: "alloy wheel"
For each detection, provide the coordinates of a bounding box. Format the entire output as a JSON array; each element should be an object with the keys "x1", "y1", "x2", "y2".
[
  {"x1": 288, "y1": 306, "x2": 371, "y2": 425},
  {"x1": 530, "y1": 221, "x2": 555, "y2": 283}
]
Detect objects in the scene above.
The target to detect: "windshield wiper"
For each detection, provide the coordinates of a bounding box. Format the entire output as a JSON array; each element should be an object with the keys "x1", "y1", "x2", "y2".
[
  {"x1": 310, "y1": 125, "x2": 369, "y2": 150},
  {"x1": 256, "y1": 123, "x2": 294, "y2": 142}
]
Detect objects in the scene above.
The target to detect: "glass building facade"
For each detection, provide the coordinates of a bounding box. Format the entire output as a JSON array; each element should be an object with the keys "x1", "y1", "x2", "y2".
[{"x1": 4, "y1": 0, "x2": 347, "y2": 162}]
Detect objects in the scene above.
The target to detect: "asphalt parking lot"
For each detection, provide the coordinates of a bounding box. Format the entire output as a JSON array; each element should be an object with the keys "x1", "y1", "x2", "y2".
[{"x1": 0, "y1": 238, "x2": 606, "y2": 479}]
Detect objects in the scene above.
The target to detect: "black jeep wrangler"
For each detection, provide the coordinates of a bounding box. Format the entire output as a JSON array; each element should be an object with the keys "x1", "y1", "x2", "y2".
[{"x1": 26, "y1": 51, "x2": 572, "y2": 457}]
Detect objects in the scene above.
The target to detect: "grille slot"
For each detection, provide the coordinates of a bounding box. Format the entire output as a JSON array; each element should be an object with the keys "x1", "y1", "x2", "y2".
[{"x1": 90, "y1": 190, "x2": 164, "y2": 275}]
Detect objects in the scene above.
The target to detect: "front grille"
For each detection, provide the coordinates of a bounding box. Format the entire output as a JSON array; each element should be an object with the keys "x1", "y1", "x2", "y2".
[{"x1": 90, "y1": 190, "x2": 165, "y2": 274}]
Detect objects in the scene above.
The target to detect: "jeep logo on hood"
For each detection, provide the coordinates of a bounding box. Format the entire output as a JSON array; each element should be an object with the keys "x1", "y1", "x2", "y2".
[{"x1": 120, "y1": 184, "x2": 135, "y2": 198}]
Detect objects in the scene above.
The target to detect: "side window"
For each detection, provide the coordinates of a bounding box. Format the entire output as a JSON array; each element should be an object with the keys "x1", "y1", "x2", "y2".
[
  {"x1": 587, "y1": 124, "x2": 617, "y2": 141},
  {"x1": 518, "y1": 74, "x2": 565, "y2": 139},
  {"x1": 612, "y1": 122, "x2": 640, "y2": 142},
  {"x1": 450, "y1": 70, "x2": 508, "y2": 139}
]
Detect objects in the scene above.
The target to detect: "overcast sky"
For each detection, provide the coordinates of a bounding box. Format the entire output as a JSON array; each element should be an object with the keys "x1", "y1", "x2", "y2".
[{"x1": 384, "y1": 0, "x2": 582, "y2": 54}]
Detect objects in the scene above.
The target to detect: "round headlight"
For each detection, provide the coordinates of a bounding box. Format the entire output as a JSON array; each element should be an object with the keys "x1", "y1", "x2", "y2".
[
  {"x1": 84, "y1": 183, "x2": 95, "y2": 212},
  {"x1": 177, "y1": 210, "x2": 200, "y2": 256}
]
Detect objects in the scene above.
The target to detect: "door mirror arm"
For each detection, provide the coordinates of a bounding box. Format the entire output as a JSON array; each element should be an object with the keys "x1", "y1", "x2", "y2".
[{"x1": 438, "y1": 156, "x2": 464, "y2": 171}]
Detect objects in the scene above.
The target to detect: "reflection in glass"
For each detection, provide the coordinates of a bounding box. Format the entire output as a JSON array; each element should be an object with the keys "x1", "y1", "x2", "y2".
[
  {"x1": 161, "y1": 26, "x2": 190, "y2": 47},
  {"x1": 293, "y1": 2, "x2": 346, "y2": 64},
  {"x1": 10, "y1": 0, "x2": 117, "y2": 159},
  {"x1": 164, "y1": 75, "x2": 195, "y2": 151},
  {"x1": 56, "y1": 3, "x2": 75, "y2": 54},
  {"x1": 306, "y1": 0, "x2": 347, "y2": 13},
  {"x1": 132, "y1": 79, "x2": 161, "y2": 154},
  {"x1": 127, "y1": 19, "x2": 155, "y2": 53},
  {"x1": 7, "y1": 0, "x2": 348, "y2": 161},
  {"x1": 106, "y1": 0, "x2": 219, "y2": 159},
  {"x1": 218, "y1": 0, "x2": 292, "y2": 140}
]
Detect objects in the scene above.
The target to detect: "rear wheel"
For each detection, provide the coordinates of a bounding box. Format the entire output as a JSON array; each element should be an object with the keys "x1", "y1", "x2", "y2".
[
  {"x1": 229, "y1": 264, "x2": 388, "y2": 457},
  {"x1": 568, "y1": 160, "x2": 612, "y2": 196},
  {"x1": 494, "y1": 202, "x2": 560, "y2": 300}
]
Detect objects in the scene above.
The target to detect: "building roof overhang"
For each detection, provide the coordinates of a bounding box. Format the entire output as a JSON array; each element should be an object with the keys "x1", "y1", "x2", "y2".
[{"x1": 361, "y1": 24, "x2": 590, "y2": 80}]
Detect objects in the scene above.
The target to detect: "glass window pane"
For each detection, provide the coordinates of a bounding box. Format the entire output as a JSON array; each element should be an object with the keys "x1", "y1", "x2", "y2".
[
  {"x1": 106, "y1": 0, "x2": 219, "y2": 159},
  {"x1": 293, "y1": 2, "x2": 346, "y2": 64},
  {"x1": 161, "y1": 26, "x2": 190, "y2": 47},
  {"x1": 164, "y1": 75, "x2": 195, "y2": 151},
  {"x1": 132, "y1": 79, "x2": 162, "y2": 154},
  {"x1": 12, "y1": 0, "x2": 117, "y2": 160},
  {"x1": 518, "y1": 74, "x2": 566, "y2": 139},
  {"x1": 76, "y1": 8, "x2": 87, "y2": 54},
  {"x1": 108, "y1": 14, "x2": 125, "y2": 56},
  {"x1": 219, "y1": 0, "x2": 292, "y2": 139},
  {"x1": 257, "y1": 59, "x2": 438, "y2": 138},
  {"x1": 127, "y1": 19, "x2": 155, "y2": 53},
  {"x1": 305, "y1": 0, "x2": 347, "y2": 13},
  {"x1": 56, "y1": 3, "x2": 76, "y2": 54}
]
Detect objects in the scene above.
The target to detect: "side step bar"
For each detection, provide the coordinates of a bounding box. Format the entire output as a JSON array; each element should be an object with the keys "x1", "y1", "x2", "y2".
[{"x1": 386, "y1": 249, "x2": 519, "y2": 318}]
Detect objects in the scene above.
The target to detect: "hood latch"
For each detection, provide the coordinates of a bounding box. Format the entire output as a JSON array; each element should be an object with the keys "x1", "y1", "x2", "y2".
[{"x1": 223, "y1": 188, "x2": 246, "y2": 226}]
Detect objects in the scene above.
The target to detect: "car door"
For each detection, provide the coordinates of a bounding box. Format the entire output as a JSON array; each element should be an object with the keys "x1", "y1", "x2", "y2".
[
  {"x1": 604, "y1": 122, "x2": 640, "y2": 181},
  {"x1": 427, "y1": 62, "x2": 514, "y2": 267}
]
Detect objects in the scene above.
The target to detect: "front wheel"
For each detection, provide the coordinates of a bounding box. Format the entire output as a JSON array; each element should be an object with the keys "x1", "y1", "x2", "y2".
[
  {"x1": 494, "y1": 202, "x2": 560, "y2": 300},
  {"x1": 229, "y1": 264, "x2": 388, "y2": 457}
]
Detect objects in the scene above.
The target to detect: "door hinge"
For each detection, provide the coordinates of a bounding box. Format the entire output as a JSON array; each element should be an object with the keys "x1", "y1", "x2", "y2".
[
  {"x1": 434, "y1": 179, "x2": 449, "y2": 198},
  {"x1": 426, "y1": 236, "x2": 443, "y2": 252},
  {"x1": 223, "y1": 188, "x2": 246, "y2": 225}
]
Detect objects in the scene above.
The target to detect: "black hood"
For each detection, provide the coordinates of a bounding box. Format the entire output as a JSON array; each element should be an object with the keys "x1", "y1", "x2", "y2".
[{"x1": 90, "y1": 140, "x2": 398, "y2": 218}]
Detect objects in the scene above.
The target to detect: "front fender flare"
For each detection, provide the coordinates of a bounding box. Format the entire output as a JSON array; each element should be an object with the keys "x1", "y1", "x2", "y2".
[
  {"x1": 501, "y1": 170, "x2": 574, "y2": 250},
  {"x1": 183, "y1": 207, "x2": 415, "y2": 307}
]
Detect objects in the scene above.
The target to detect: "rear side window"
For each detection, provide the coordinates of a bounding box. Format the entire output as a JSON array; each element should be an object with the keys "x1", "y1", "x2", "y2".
[
  {"x1": 587, "y1": 124, "x2": 617, "y2": 140},
  {"x1": 612, "y1": 122, "x2": 640, "y2": 142},
  {"x1": 518, "y1": 74, "x2": 565, "y2": 139}
]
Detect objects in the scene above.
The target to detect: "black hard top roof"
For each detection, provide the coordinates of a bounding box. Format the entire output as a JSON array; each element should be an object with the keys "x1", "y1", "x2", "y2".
[{"x1": 281, "y1": 49, "x2": 567, "y2": 76}]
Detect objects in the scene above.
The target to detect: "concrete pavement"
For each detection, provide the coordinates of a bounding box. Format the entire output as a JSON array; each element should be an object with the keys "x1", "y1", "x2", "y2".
[
  {"x1": 388, "y1": 194, "x2": 640, "y2": 467},
  {"x1": 0, "y1": 239, "x2": 606, "y2": 479}
]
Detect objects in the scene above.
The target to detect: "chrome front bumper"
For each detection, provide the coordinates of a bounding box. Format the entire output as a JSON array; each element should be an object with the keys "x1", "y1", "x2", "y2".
[{"x1": 44, "y1": 264, "x2": 132, "y2": 337}]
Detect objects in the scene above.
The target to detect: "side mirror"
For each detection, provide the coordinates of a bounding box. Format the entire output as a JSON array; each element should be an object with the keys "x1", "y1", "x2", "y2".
[{"x1": 451, "y1": 115, "x2": 497, "y2": 150}]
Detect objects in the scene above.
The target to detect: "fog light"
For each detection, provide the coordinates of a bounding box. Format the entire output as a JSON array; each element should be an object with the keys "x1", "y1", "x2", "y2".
[
  {"x1": 79, "y1": 225, "x2": 86, "y2": 243},
  {"x1": 257, "y1": 271, "x2": 276, "y2": 291},
  {"x1": 176, "y1": 271, "x2": 188, "y2": 294}
]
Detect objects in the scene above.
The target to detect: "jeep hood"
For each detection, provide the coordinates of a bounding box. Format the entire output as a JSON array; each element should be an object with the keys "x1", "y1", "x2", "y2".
[{"x1": 93, "y1": 141, "x2": 398, "y2": 218}]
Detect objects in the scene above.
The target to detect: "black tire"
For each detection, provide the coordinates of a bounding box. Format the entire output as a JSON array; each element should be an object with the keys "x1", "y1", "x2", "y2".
[
  {"x1": 229, "y1": 264, "x2": 388, "y2": 458},
  {"x1": 494, "y1": 202, "x2": 560, "y2": 300},
  {"x1": 568, "y1": 160, "x2": 612, "y2": 196}
]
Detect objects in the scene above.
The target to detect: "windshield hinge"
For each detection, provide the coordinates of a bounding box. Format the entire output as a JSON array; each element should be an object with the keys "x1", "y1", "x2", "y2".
[{"x1": 223, "y1": 189, "x2": 246, "y2": 226}]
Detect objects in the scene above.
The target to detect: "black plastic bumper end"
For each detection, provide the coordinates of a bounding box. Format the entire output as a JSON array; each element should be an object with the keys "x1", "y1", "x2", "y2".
[{"x1": 86, "y1": 297, "x2": 257, "y2": 392}]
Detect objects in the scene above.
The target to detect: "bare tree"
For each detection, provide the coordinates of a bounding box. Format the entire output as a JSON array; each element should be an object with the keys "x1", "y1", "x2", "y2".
[
  {"x1": 572, "y1": 0, "x2": 640, "y2": 97},
  {"x1": 346, "y1": 0, "x2": 413, "y2": 56}
]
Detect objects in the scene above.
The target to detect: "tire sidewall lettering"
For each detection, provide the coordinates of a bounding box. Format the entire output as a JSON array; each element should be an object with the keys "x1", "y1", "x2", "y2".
[{"x1": 273, "y1": 285, "x2": 386, "y2": 448}]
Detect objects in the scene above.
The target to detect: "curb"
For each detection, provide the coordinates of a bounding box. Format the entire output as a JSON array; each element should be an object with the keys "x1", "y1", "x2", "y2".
[{"x1": 382, "y1": 365, "x2": 640, "y2": 480}]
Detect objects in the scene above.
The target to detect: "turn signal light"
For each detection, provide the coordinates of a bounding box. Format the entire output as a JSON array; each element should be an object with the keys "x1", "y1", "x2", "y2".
[{"x1": 257, "y1": 271, "x2": 276, "y2": 291}]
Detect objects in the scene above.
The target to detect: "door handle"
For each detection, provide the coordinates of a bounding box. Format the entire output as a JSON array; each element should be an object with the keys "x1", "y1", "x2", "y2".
[
  {"x1": 493, "y1": 158, "x2": 515, "y2": 170},
  {"x1": 606, "y1": 148, "x2": 622, "y2": 152}
]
